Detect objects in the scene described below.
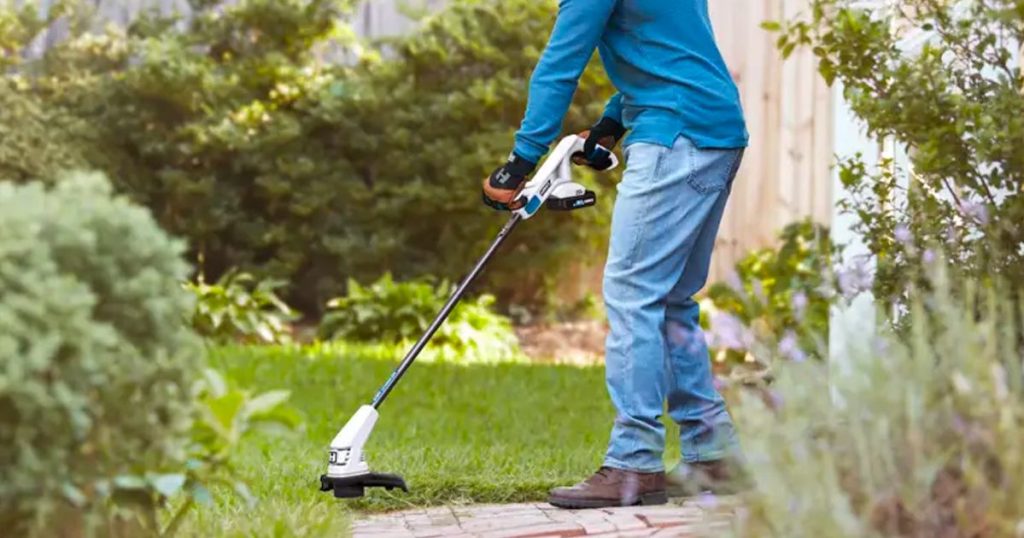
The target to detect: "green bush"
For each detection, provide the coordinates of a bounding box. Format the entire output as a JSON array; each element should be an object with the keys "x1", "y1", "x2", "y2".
[
  {"x1": 0, "y1": 82, "x2": 97, "y2": 182},
  {"x1": 319, "y1": 273, "x2": 520, "y2": 362},
  {"x1": 770, "y1": 0, "x2": 1024, "y2": 311},
  {"x1": 732, "y1": 267, "x2": 1024, "y2": 537},
  {"x1": 703, "y1": 219, "x2": 834, "y2": 374},
  {"x1": 17, "y1": 0, "x2": 615, "y2": 312},
  {"x1": 186, "y1": 270, "x2": 297, "y2": 345},
  {"x1": 0, "y1": 173, "x2": 200, "y2": 535},
  {"x1": 313, "y1": 0, "x2": 616, "y2": 311}
]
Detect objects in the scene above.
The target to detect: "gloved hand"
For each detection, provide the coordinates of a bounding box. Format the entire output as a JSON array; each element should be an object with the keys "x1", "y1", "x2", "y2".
[
  {"x1": 571, "y1": 116, "x2": 627, "y2": 171},
  {"x1": 481, "y1": 152, "x2": 536, "y2": 211}
]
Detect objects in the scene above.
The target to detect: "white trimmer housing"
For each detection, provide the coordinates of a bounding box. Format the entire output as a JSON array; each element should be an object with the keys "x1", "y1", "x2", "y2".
[
  {"x1": 319, "y1": 405, "x2": 407, "y2": 498},
  {"x1": 514, "y1": 134, "x2": 618, "y2": 219},
  {"x1": 326, "y1": 405, "x2": 377, "y2": 478}
]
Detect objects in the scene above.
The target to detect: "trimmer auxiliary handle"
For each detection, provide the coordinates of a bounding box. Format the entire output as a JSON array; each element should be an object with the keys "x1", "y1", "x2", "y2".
[{"x1": 319, "y1": 135, "x2": 617, "y2": 499}]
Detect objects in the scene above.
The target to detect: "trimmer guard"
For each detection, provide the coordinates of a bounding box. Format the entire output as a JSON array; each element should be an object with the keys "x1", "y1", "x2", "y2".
[{"x1": 319, "y1": 472, "x2": 408, "y2": 498}]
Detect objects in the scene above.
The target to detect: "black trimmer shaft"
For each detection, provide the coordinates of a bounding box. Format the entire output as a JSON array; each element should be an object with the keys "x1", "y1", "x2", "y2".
[{"x1": 370, "y1": 213, "x2": 521, "y2": 408}]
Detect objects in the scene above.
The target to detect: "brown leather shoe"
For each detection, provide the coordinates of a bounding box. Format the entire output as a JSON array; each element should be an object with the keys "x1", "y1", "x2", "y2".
[
  {"x1": 666, "y1": 459, "x2": 752, "y2": 497},
  {"x1": 548, "y1": 467, "x2": 668, "y2": 509}
]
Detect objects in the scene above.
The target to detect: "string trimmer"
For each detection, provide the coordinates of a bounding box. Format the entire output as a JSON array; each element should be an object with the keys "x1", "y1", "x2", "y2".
[{"x1": 318, "y1": 134, "x2": 618, "y2": 499}]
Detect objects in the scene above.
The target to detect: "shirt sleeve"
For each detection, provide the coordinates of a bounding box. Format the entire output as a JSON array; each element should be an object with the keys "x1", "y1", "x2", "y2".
[
  {"x1": 512, "y1": 0, "x2": 618, "y2": 163},
  {"x1": 602, "y1": 92, "x2": 624, "y2": 124}
]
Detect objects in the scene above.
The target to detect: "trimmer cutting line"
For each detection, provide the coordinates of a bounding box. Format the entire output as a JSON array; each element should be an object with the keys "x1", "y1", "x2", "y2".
[{"x1": 318, "y1": 134, "x2": 618, "y2": 499}]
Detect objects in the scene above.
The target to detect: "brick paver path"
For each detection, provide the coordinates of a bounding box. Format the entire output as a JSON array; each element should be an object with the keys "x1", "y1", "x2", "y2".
[{"x1": 352, "y1": 498, "x2": 738, "y2": 537}]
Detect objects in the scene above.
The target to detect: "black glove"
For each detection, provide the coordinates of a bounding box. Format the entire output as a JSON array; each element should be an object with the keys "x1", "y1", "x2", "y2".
[
  {"x1": 572, "y1": 116, "x2": 627, "y2": 171},
  {"x1": 481, "y1": 152, "x2": 536, "y2": 211}
]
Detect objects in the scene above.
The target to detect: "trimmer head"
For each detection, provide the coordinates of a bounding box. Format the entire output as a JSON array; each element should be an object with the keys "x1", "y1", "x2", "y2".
[
  {"x1": 319, "y1": 405, "x2": 407, "y2": 498},
  {"x1": 319, "y1": 472, "x2": 408, "y2": 498}
]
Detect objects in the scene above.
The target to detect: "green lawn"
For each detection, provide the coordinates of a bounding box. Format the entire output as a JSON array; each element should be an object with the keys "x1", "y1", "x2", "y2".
[{"x1": 185, "y1": 343, "x2": 683, "y2": 536}]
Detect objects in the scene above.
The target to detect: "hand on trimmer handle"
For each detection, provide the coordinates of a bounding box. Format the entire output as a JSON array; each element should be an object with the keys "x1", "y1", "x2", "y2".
[
  {"x1": 571, "y1": 116, "x2": 627, "y2": 171},
  {"x1": 482, "y1": 133, "x2": 620, "y2": 215},
  {"x1": 482, "y1": 153, "x2": 536, "y2": 211}
]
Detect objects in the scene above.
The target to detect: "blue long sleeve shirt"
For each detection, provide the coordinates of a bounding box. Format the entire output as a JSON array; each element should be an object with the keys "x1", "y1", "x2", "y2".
[{"x1": 513, "y1": 0, "x2": 748, "y2": 163}]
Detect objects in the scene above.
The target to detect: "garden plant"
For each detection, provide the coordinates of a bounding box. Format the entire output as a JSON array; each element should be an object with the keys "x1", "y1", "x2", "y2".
[{"x1": 768, "y1": 0, "x2": 1024, "y2": 311}]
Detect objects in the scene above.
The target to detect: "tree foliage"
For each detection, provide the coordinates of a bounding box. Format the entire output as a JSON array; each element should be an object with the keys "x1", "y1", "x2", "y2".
[
  {"x1": 0, "y1": 83, "x2": 98, "y2": 182},
  {"x1": 770, "y1": 0, "x2": 1024, "y2": 309},
  {"x1": 11, "y1": 0, "x2": 617, "y2": 313}
]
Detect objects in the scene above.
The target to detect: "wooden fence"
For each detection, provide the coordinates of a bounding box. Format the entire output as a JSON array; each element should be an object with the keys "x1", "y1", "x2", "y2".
[{"x1": 708, "y1": 0, "x2": 833, "y2": 279}]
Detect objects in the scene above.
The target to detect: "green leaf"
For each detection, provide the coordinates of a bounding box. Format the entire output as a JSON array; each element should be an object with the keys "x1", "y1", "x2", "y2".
[
  {"x1": 206, "y1": 390, "x2": 247, "y2": 430},
  {"x1": 61, "y1": 483, "x2": 87, "y2": 507},
  {"x1": 149, "y1": 473, "x2": 187, "y2": 497},
  {"x1": 202, "y1": 368, "x2": 228, "y2": 397},
  {"x1": 113, "y1": 475, "x2": 148, "y2": 490},
  {"x1": 232, "y1": 482, "x2": 257, "y2": 507},
  {"x1": 190, "y1": 483, "x2": 214, "y2": 506},
  {"x1": 244, "y1": 390, "x2": 292, "y2": 416}
]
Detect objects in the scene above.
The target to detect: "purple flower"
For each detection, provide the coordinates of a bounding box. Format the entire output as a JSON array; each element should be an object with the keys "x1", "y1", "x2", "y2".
[
  {"x1": 696, "y1": 492, "x2": 719, "y2": 509},
  {"x1": 922, "y1": 248, "x2": 936, "y2": 264},
  {"x1": 752, "y1": 279, "x2": 767, "y2": 304},
  {"x1": 946, "y1": 225, "x2": 959, "y2": 245},
  {"x1": 894, "y1": 223, "x2": 912, "y2": 245},
  {"x1": 778, "y1": 330, "x2": 807, "y2": 362},
  {"x1": 957, "y1": 200, "x2": 989, "y2": 226},
  {"x1": 791, "y1": 291, "x2": 808, "y2": 321},
  {"x1": 837, "y1": 255, "x2": 875, "y2": 299},
  {"x1": 707, "y1": 312, "x2": 754, "y2": 350},
  {"x1": 767, "y1": 390, "x2": 784, "y2": 410}
]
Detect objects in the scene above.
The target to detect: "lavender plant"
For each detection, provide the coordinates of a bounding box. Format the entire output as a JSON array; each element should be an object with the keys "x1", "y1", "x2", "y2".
[{"x1": 731, "y1": 265, "x2": 1024, "y2": 537}]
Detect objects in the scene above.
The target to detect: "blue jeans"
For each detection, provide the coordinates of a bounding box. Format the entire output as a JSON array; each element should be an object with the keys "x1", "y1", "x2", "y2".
[{"x1": 602, "y1": 135, "x2": 744, "y2": 472}]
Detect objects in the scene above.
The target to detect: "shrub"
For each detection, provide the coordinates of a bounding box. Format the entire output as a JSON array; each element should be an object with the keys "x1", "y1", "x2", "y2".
[
  {"x1": 0, "y1": 173, "x2": 200, "y2": 535},
  {"x1": 319, "y1": 273, "x2": 520, "y2": 362},
  {"x1": 769, "y1": 0, "x2": 1024, "y2": 312},
  {"x1": 313, "y1": 0, "x2": 617, "y2": 312},
  {"x1": 0, "y1": 82, "x2": 97, "y2": 182},
  {"x1": 703, "y1": 219, "x2": 834, "y2": 374},
  {"x1": 186, "y1": 270, "x2": 297, "y2": 345},
  {"x1": 732, "y1": 267, "x2": 1024, "y2": 537},
  {"x1": 12, "y1": 0, "x2": 615, "y2": 312}
]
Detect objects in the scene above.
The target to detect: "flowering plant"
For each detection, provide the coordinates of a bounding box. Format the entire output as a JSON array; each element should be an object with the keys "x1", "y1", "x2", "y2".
[
  {"x1": 702, "y1": 220, "x2": 835, "y2": 378},
  {"x1": 769, "y1": 0, "x2": 1024, "y2": 311}
]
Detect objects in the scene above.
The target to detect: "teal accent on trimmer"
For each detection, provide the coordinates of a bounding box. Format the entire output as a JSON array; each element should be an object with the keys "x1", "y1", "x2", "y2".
[{"x1": 525, "y1": 196, "x2": 542, "y2": 214}]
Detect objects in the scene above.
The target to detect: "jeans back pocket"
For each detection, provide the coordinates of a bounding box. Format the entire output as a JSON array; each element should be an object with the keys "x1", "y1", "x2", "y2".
[{"x1": 684, "y1": 146, "x2": 744, "y2": 194}]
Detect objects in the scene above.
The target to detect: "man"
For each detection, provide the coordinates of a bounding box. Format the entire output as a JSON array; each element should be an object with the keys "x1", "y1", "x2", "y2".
[{"x1": 482, "y1": 0, "x2": 749, "y2": 509}]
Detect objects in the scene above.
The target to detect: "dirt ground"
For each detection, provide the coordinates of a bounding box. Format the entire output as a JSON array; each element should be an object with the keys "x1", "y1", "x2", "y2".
[{"x1": 515, "y1": 320, "x2": 608, "y2": 365}]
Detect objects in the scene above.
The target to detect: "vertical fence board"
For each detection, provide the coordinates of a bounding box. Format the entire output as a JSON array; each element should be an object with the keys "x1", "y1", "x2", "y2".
[{"x1": 709, "y1": 0, "x2": 832, "y2": 282}]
